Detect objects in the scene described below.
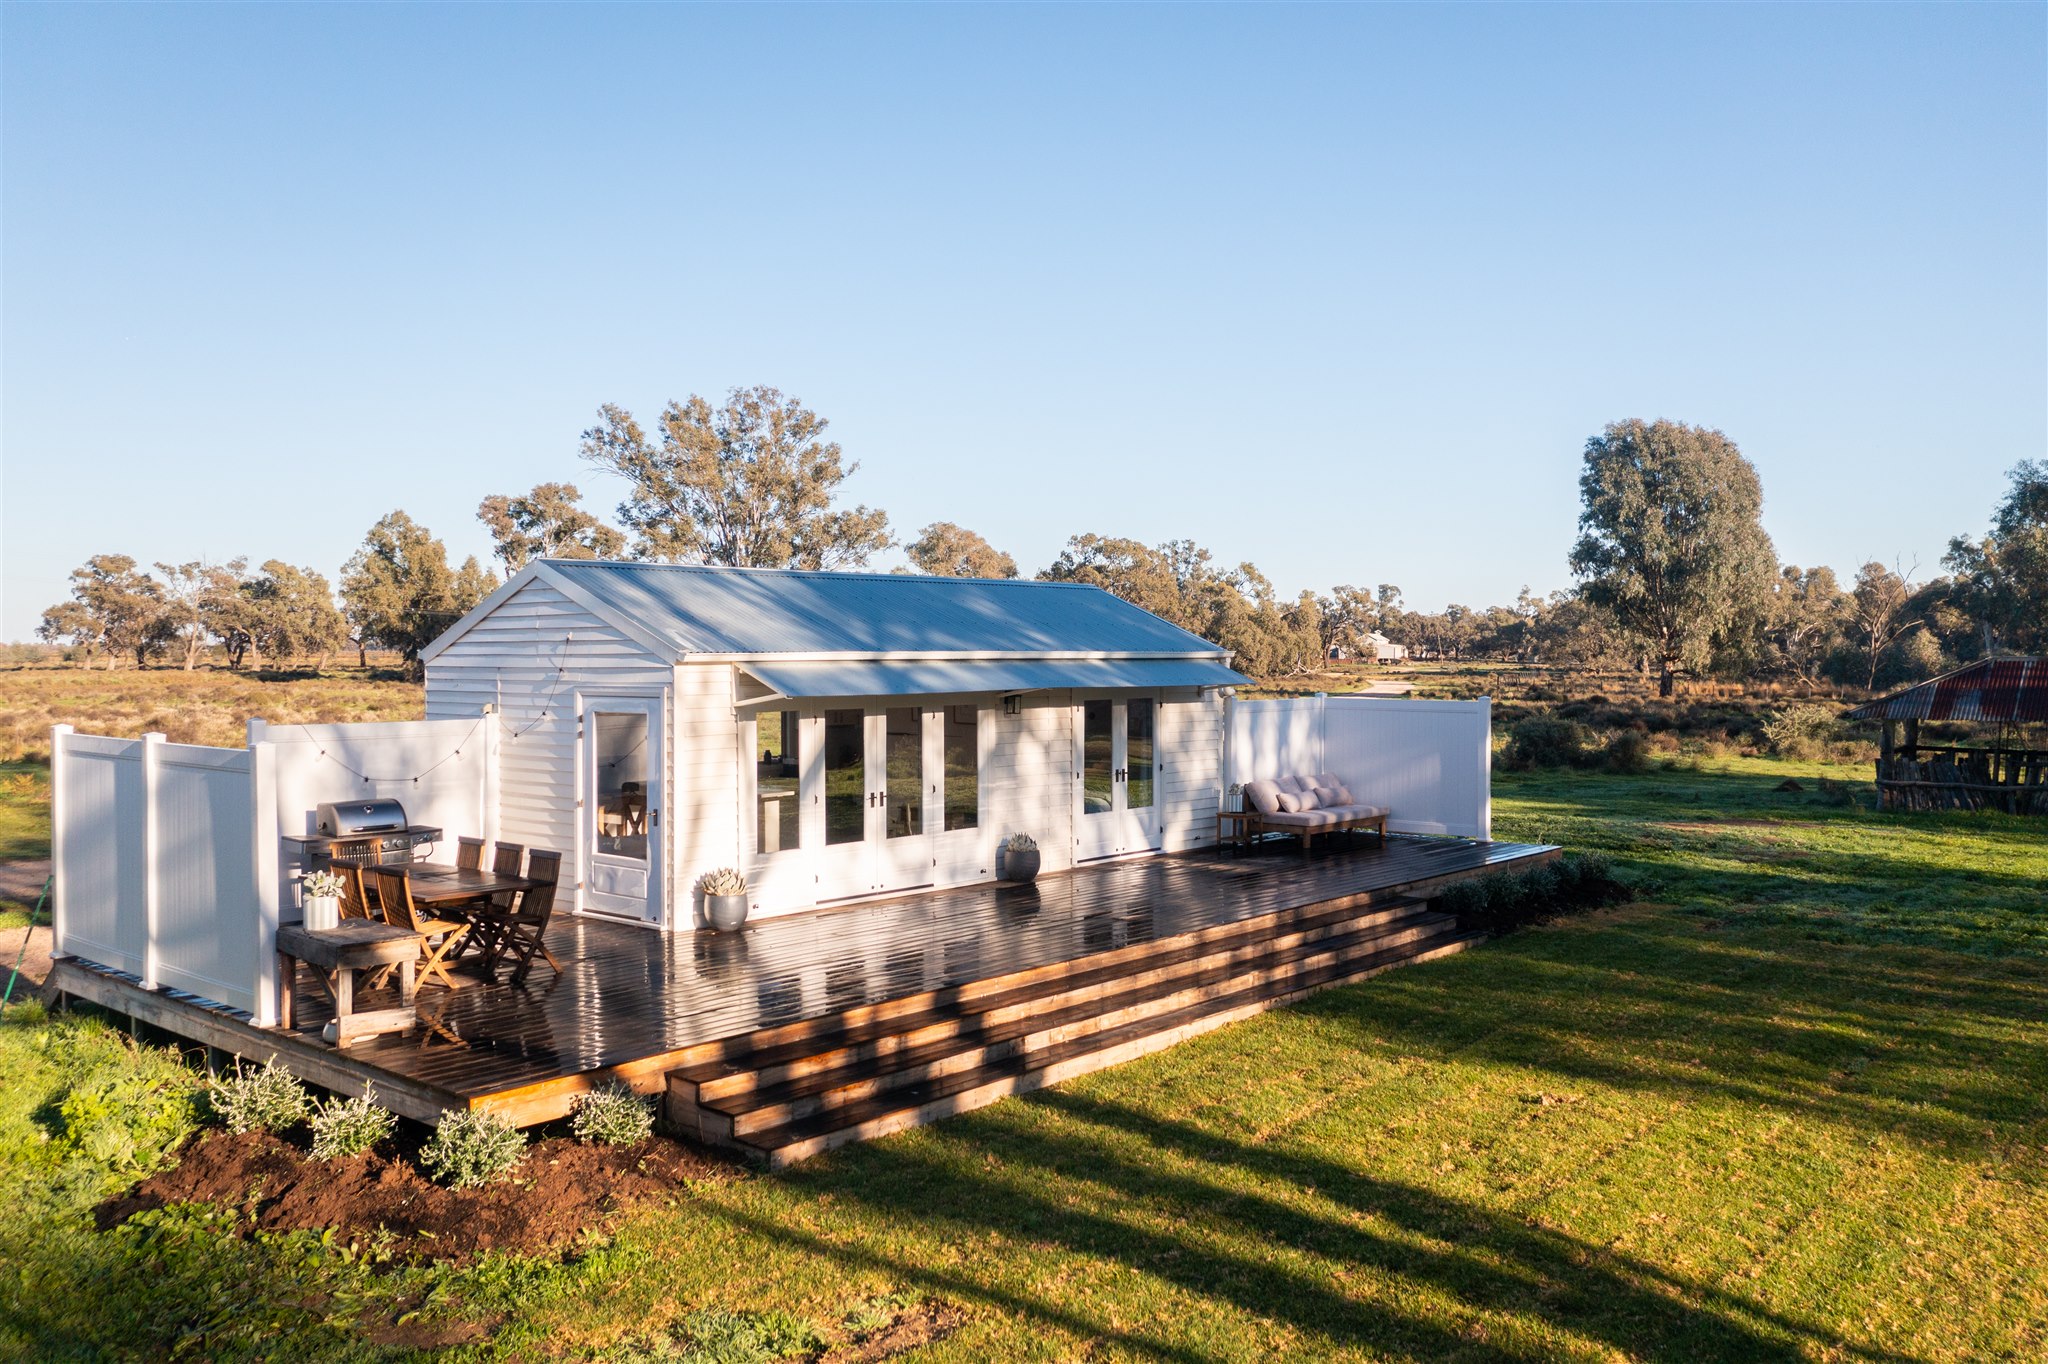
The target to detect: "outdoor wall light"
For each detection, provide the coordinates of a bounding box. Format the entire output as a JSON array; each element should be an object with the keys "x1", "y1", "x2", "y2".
[{"x1": 1003, "y1": 695, "x2": 1023, "y2": 715}]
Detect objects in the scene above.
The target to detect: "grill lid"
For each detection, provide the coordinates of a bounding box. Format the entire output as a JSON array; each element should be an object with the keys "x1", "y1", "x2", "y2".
[{"x1": 316, "y1": 798, "x2": 409, "y2": 837}]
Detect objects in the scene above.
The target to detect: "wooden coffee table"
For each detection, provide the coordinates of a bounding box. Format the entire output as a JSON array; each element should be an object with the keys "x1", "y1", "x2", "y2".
[{"x1": 277, "y1": 922, "x2": 423, "y2": 1048}]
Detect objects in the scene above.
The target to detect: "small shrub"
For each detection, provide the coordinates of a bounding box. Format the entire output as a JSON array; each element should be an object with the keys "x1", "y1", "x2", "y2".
[
  {"x1": 601, "y1": 1307, "x2": 828, "y2": 1364},
  {"x1": 421, "y1": 1108, "x2": 526, "y2": 1188},
  {"x1": 207, "y1": 1058, "x2": 312, "y2": 1134},
  {"x1": 1440, "y1": 852, "x2": 1634, "y2": 936},
  {"x1": 308, "y1": 1086, "x2": 395, "y2": 1160},
  {"x1": 1762, "y1": 703, "x2": 1840, "y2": 760},
  {"x1": 1500, "y1": 716, "x2": 1589, "y2": 770},
  {"x1": 1603, "y1": 729, "x2": 1653, "y2": 774},
  {"x1": 571, "y1": 1083, "x2": 656, "y2": 1146}
]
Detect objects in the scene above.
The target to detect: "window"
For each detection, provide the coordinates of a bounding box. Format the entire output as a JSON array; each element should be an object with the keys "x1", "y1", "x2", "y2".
[
  {"x1": 1126, "y1": 699, "x2": 1155, "y2": 810},
  {"x1": 944, "y1": 705, "x2": 978, "y2": 831},
  {"x1": 593, "y1": 711, "x2": 649, "y2": 860},
  {"x1": 824, "y1": 708, "x2": 865, "y2": 846},
  {"x1": 754, "y1": 710, "x2": 800, "y2": 854}
]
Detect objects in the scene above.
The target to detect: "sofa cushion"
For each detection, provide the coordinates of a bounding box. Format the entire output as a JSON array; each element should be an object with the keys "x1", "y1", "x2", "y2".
[
  {"x1": 1278, "y1": 775, "x2": 1311, "y2": 793},
  {"x1": 1313, "y1": 772, "x2": 1343, "y2": 791},
  {"x1": 1260, "y1": 809, "x2": 1343, "y2": 828},
  {"x1": 1311, "y1": 785, "x2": 1345, "y2": 808},
  {"x1": 1295, "y1": 788, "x2": 1322, "y2": 811},
  {"x1": 1243, "y1": 779, "x2": 1283, "y2": 815},
  {"x1": 1329, "y1": 804, "x2": 1387, "y2": 821},
  {"x1": 1274, "y1": 790, "x2": 1304, "y2": 812}
]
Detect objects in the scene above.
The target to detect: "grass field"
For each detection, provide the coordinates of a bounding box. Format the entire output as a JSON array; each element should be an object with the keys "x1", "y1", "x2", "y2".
[
  {"x1": 2, "y1": 752, "x2": 2042, "y2": 1361},
  {"x1": 0, "y1": 665, "x2": 423, "y2": 763}
]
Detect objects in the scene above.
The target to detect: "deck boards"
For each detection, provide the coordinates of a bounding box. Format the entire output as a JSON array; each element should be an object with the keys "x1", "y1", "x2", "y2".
[{"x1": 48, "y1": 834, "x2": 1555, "y2": 1124}]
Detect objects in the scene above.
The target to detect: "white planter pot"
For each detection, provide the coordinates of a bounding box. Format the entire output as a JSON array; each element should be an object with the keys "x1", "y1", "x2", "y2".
[{"x1": 305, "y1": 895, "x2": 340, "y2": 931}]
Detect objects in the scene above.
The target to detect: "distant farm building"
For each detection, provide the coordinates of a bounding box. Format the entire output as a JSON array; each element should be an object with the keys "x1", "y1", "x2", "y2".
[{"x1": 1844, "y1": 657, "x2": 2047, "y2": 815}]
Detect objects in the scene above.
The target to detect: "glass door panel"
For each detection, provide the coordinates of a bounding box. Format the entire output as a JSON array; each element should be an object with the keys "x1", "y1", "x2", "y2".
[
  {"x1": 594, "y1": 712, "x2": 650, "y2": 860},
  {"x1": 942, "y1": 706, "x2": 978, "y2": 832},
  {"x1": 582, "y1": 696, "x2": 662, "y2": 923},
  {"x1": 824, "y1": 709, "x2": 866, "y2": 846},
  {"x1": 884, "y1": 707, "x2": 923, "y2": 839},
  {"x1": 1125, "y1": 699, "x2": 1155, "y2": 811},
  {"x1": 1082, "y1": 700, "x2": 1115, "y2": 815}
]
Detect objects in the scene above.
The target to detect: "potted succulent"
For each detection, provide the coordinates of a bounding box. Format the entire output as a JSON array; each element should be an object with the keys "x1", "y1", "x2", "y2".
[
  {"x1": 302, "y1": 870, "x2": 345, "y2": 931},
  {"x1": 999, "y1": 833, "x2": 1041, "y2": 884},
  {"x1": 696, "y1": 867, "x2": 750, "y2": 931}
]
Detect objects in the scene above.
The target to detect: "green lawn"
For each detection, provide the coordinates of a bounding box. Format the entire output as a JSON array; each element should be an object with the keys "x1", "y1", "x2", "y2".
[{"x1": 3, "y1": 756, "x2": 2044, "y2": 1361}]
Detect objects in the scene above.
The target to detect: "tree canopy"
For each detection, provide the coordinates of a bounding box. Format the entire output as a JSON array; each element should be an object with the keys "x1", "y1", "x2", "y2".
[
  {"x1": 1944, "y1": 460, "x2": 2048, "y2": 655},
  {"x1": 478, "y1": 482, "x2": 625, "y2": 571},
  {"x1": 579, "y1": 386, "x2": 892, "y2": 569},
  {"x1": 37, "y1": 555, "x2": 174, "y2": 668},
  {"x1": 905, "y1": 522, "x2": 1018, "y2": 579},
  {"x1": 1569, "y1": 419, "x2": 1778, "y2": 697},
  {"x1": 339, "y1": 511, "x2": 495, "y2": 677}
]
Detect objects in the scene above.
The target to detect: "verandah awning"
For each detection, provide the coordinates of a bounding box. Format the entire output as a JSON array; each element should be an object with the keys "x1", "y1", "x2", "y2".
[{"x1": 740, "y1": 657, "x2": 1250, "y2": 701}]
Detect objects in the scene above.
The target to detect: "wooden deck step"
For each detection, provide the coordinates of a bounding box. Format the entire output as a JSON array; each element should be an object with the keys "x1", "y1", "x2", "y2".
[
  {"x1": 679, "y1": 908, "x2": 1450, "y2": 1136},
  {"x1": 666, "y1": 909, "x2": 1478, "y2": 1166},
  {"x1": 669, "y1": 896, "x2": 1434, "y2": 1092}
]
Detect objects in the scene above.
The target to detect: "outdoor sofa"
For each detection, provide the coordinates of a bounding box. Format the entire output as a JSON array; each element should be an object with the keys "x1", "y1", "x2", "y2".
[{"x1": 1240, "y1": 773, "x2": 1389, "y2": 850}]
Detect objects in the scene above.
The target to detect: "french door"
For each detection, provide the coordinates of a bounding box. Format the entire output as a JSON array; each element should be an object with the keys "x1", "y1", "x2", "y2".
[
  {"x1": 1074, "y1": 695, "x2": 1160, "y2": 860},
  {"x1": 580, "y1": 695, "x2": 663, "y2": 923},
  {"x1": 747, "y1": 702, "x2": 988, "y2": 907}
]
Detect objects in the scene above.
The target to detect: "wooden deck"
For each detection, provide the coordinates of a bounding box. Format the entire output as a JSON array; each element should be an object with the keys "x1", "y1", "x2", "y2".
[{"x1": 47, "y1": 833, "x2": 1556, "y2": 1135}]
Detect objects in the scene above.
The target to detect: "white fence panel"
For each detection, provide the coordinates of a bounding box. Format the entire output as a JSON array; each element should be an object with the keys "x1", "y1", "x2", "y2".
[
  {"x1": 153, "y1": 742, "x2": 259, "y2": 1013},
  {"x1": 257, "y1": 717, "x2": 493, "y2": 914},
  {"x1": 1224, "y1": 695, "x2": 1492, "y2": 840},
  {"x1": 1322, "y1": 697, "x2": 1491, "y2": 839},
  {"x1": 1225, "y1": 698, "x2": 1325, "y2": 788},
  {"x1": 51, "y1": 731, "x2": 148, "y2": 975}
]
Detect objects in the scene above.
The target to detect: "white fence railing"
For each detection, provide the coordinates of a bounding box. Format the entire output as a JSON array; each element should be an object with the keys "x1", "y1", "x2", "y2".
[
  {"x1": 51, "y1": 716, "x2": 495, "y2": 1026},
  {"x1": 1225, "y1": 695, "x2": 1492, "y2": 839}
]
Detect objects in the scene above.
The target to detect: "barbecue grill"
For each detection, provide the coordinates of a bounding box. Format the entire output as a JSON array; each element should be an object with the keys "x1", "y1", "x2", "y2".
[{"x1": 281, "y1": 798, "x2": 442, "y2": 866}]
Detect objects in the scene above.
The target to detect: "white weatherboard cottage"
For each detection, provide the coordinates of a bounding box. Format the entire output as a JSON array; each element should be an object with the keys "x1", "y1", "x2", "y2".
[{"x1": 421, "y1": 561, "x2": 1251, "y2": 928}]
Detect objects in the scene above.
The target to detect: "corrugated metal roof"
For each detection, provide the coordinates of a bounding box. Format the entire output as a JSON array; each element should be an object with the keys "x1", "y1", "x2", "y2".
[
  {"x1": 1842, "y1": 657, "x2": 2048, "y2": 723},
  {"x1": 742, "y1": 657, "x2": 1250, "y2": 699},
  {"x1": 536, "y1": 560, "x2": 1229, "y2": 660}
]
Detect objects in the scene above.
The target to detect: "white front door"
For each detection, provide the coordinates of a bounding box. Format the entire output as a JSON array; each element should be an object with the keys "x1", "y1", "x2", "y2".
[
  {"x1": 1075, "y1": 695, "x2": 1160, "y2": 861},
  {"x1": 581, "y1": 696, "x2": 663, "y2": 922}
]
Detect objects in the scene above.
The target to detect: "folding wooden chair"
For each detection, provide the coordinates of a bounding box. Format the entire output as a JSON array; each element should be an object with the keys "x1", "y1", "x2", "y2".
[
  {"x1": 334, "y1": 863, "x2": 400, "y2": 990},
  {"x1": 499, "y1": 850, "x2": 564, "y2": 986},
  {"x1": 456, "y1": 836, "x2": 486, "y2": 872},
  {"x1": 370, "y1": 866, "x2": 470, "y2": 993}
]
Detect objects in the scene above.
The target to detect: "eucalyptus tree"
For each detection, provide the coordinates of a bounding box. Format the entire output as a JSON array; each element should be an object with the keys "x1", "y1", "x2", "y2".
[
  {"x1": 340, "y1": 512, "x2": 495, "y2": 676},
  {"x1": 1945, "y1": 460, "x2": 2048, "y2": 653},
  {"x1": 1569, "y1": 419, "x2": 1778, "y2": 697},
  {"x1": 478, "y1": 482, "x2": 625, "y2": 571},
  {"x1": 37, "y1": 555, "x2": 175, "y2": 668},
  {"x1": 905, "y1": 522, "x2": 1018, "y2": 578},
  {"x1": 580, "y1": 386, "x2": 892, "y2": 569}
]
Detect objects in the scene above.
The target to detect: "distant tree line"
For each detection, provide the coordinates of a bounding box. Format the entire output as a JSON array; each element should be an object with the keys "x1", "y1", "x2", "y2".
[{"x1": 34, "y1": 390, "x2": 2045, "y2": 692}]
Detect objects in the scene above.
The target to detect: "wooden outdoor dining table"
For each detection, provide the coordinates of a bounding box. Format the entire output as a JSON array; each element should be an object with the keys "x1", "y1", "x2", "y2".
[{"x1": 401, "y1": 862, "x2": 537, "y2": 981}]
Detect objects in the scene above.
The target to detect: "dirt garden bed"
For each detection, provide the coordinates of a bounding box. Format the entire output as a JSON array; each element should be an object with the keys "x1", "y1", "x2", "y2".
[{"x1": 97, "y1": 1125, "x2": 742, "y2": 1264}]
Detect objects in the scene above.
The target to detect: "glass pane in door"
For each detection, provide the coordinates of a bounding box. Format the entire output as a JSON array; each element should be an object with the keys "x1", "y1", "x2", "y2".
[
  {"x1": 1126, "y1": 699, "x2": 1155, "y2": 810},
  {"x1": 824, "y1": 708, "x2": 865, "y2": 846},
  {"x1": 755, "y1": 710, "x2": 800, "y2": 854},
  {"x1": 1082, "y1": 700, "x2": 1114, "y2": 814},
  {"x1": 943, "y1": 705, "x2": 978, "y2": 831},
  {"x1": 594, "y1": 711, "x2": 649, "y2": 859},
  {"x1": 884, "y1": 707, "x2": 922, "y2": 839}
]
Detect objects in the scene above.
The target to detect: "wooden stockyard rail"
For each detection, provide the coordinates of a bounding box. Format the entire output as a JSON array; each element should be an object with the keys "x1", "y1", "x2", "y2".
[
  {"x1": 1876, "y1": 744, "x2": 2048, "y2": 815},
  {"x1": 46, "y1": 834, "x2": 1557, "y2": 1161}
]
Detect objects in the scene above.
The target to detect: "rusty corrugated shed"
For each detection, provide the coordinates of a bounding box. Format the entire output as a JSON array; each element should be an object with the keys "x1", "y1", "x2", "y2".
[{"x1": 1842, "y1": 657, "x2": 2048, "y2": 723}]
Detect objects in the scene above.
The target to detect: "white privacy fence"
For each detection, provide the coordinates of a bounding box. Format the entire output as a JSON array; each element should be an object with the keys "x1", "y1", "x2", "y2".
[
  {"x1": 1225, "y1": 695, "x2": 1493, "y2": 839},
  {"x1": 51, "y1": 715, "x2": 495, "y2": 1026}
]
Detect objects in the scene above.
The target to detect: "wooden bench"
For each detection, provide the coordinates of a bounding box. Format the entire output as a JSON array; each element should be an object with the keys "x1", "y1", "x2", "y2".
[{"x1": 277, "y1": 922, "x2": 422, "y2": 1048}]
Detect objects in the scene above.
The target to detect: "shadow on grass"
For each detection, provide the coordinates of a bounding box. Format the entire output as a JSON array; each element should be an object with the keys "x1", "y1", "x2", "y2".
[
  {"x1": 1296, "y1": 908, "x2": 2048, "y2": 1154},
  {"x1": 713, "y1": 1090, "x2": 1921, "y2": 1363}
]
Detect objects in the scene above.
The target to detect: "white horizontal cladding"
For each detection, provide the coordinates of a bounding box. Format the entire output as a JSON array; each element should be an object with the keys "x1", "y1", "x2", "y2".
[
  {"x1": 986, "y1": 691, "x2": 1075, "y2": 875},
  {"x1": 1227, "y1": 695, "x2": 1492, "y2": 840},
  {"x1": 1157, "y1": 694, "x2": 1224, "y2": 851}
]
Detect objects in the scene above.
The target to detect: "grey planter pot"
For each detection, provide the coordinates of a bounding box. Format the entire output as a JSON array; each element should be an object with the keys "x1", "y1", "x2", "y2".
[
  {"x1": 706, "y1": 892, "x2": 750, "y2": 932},
  {"x1": 1000, "y1": 848, "x2": 1041, "y2": 884}
]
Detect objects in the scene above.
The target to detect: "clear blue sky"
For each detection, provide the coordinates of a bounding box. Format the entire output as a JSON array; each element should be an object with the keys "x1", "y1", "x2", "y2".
[{"x1": 4, "y1": 3, "x2": 2043, "y2": 642}]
